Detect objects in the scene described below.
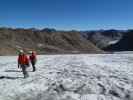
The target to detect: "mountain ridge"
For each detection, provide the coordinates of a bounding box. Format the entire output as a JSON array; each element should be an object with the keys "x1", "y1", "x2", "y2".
[{"x1": 0, "y1": 27, "x2": 103, "y2": 55}]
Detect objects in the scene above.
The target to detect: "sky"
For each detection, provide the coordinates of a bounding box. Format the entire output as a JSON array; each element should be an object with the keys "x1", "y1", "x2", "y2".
[{"x1": 0, "y1": 0, "x2": 133, "y2": 30}]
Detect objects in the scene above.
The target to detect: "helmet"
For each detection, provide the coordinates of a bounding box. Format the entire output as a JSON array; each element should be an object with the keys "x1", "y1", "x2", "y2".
[
  {"x1": 31, "y1": 51, "x2": 36, "y2": 55},
  {"x1": 29, "y1": 51, "x2": 32, "y2": 54},
  {"x1": 19, "y1": 50, "x2": 24, "y2": 53},
  {"x1": 18, "y1": 50, "x2": 24, "y2": 55}
]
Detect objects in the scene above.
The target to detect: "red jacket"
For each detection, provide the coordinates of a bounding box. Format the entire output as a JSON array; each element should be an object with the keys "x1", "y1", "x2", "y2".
[
  {"x1": 18, "y1": 54, "x2": 29, "y2": 65},
  {"x1": 29, "y1": 53, "x2": 37, "y2": 61}
]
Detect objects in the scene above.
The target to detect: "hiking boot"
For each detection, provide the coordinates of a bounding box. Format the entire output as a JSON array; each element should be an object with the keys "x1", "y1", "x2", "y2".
[
  {"x1": 33, "y1": 67, "x2": 36, "y2": 72},
  {"x1": 24, "y1": 74, "x2": 29, "y2": 78}
]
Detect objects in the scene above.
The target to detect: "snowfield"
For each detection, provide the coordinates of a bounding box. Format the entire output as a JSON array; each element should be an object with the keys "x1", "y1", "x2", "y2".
[{"x1": 0, "y1": 54, "x2": 133, "y2": 100}]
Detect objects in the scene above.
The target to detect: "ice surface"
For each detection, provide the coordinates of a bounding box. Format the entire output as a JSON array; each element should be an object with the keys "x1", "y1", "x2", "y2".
[{"x1": 0, "y1": 54, "x2": 133, "y2": 100}]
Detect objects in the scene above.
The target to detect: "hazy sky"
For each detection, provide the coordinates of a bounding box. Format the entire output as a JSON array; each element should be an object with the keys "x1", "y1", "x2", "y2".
[{"x1": 0, "y1": 0, "x2": 133, "y2": 30}]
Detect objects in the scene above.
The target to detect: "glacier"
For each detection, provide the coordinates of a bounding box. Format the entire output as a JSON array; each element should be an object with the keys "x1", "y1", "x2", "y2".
[{"x1": 0, "y1": 54, "x2": 133, "y2": 100}]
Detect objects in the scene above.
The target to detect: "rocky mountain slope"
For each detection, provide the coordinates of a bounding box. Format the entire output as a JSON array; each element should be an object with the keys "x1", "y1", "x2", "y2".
[
  {"x1": 103, "y1": 30, "x2": 133, "y2": 51},
  {"x1": 0, "y1": 28, "x2": 102, "y2": 55},
  {"x1": 81, "y1": 30, "x2": 123, "y2": 49}
]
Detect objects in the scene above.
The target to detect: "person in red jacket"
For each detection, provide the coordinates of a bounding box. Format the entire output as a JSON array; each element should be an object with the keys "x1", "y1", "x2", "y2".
[
  {"x1": 29, "y1": 51, "x2": 37, "y2": 72},
  {"x1": 18, "y1": 50, "x2": 30, "y2": 78}
]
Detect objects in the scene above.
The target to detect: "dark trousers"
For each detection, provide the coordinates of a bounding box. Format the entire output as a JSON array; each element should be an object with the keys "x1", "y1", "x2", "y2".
[
  {"x1": 31, "y1": 61, "x2": 36, "y2": 72},
  {"x1": 21, "y1": 64, "x2": 29, "y2": 78}
]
